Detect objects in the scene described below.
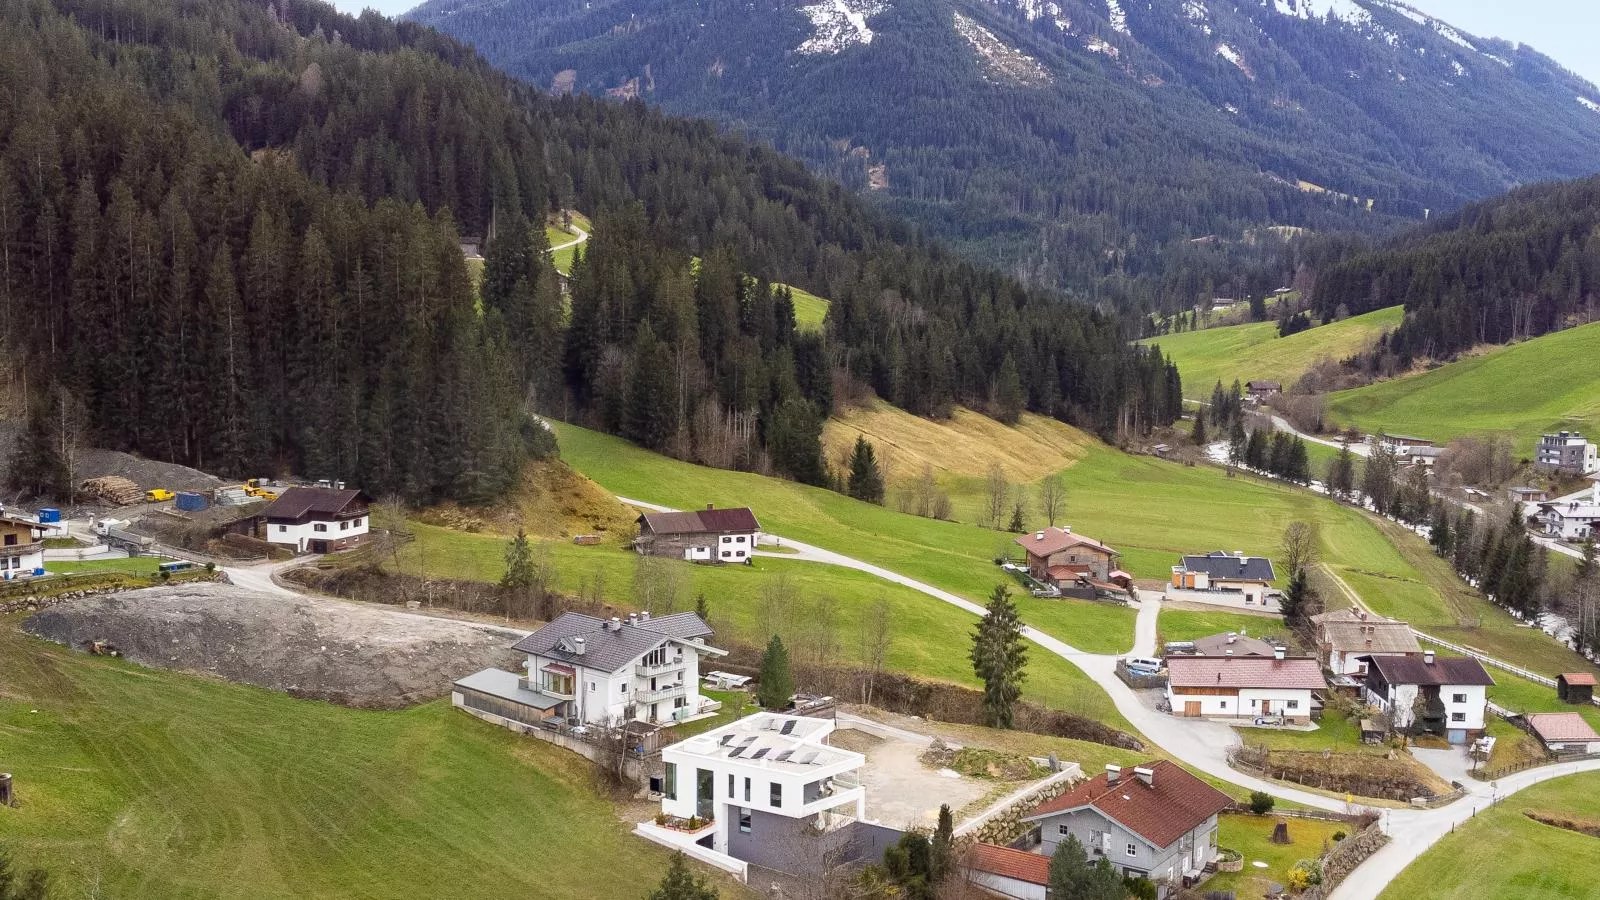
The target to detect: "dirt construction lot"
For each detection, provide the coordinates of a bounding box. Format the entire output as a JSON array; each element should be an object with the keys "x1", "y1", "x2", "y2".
[
  {"x1": 23, "y1": 583, "x2": 523, "y2": 708},
  {"x1": 829, "y1": 727, "x2": 991, "y2": 830}
]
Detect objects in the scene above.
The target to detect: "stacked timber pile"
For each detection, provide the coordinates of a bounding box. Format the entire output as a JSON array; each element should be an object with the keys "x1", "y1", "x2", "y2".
[{"x1": 80, "y1": 476, "x2": 143, "y2": 505}]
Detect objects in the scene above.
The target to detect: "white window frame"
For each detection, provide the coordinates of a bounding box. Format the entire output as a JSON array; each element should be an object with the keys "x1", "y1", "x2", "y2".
[{"x1": 1126, "y1": 843, "x2": 1138, "y2": 858}]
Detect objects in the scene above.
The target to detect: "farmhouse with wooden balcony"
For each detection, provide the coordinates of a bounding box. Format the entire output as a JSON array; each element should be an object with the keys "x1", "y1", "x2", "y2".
[
  {"x1": 453, "y1": 611, "x2": 727, "y2": 730},
  {"x1": 0, "y1": 512, "x2": 46, "y2": 580}
]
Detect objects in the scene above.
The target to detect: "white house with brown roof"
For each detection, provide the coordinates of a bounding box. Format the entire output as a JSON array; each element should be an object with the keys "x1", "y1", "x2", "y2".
[
  {"x1": 257, "y1": 487, "x2": 371, "y2": 553},
  {"x1": 636, "y1": 505, "x2": 761, "y2": 563},
  {"x1": 0, "y1": 512, "x2": 47, "y2": 580},
  {"x1": 1165, "y1": 652, "x2": 1326, "y2": 724},
  {"x1": 1527, "y1": 713, "x2": 1600, "y2": 755},
  {"x1": 1021, "y1": 760, "x2": 1233, "y2": 890},
  {"x1": 1310, "y1": 608, "x2": 1422, "y2": 677},
  {"x1": 1363, "y1": 650, "x2": 1494, "y2": 743}
]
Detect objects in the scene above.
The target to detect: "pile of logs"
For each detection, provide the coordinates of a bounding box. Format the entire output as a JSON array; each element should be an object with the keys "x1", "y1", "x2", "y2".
[{"x1": 80, "y1": 476, "x2": 142, "y2": 505}]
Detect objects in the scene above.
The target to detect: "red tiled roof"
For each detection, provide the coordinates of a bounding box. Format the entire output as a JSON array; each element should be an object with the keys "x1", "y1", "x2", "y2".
[
  {"x1": 1015, "y1": 527, "x2": 1117, "y2": 559},
  {"x1": 1560, "y1": 673, "x2": 1598, "y2": 686},
  {"x1": 1166, "y1": 655, "x2": 1326, "y2": 690},
  {"x1": 1047, "y1": 564, "x2": 1092, "y2": 581},
  {"x1": 1023, "y1": 760, "x2": 1233, "y2": 848},
  {"x1": 1528, "y1": 713, "x2": 1600, "y2": 743},
  {"x1": 965, "y1": 843, "x2": 1050, "y2": 886}
]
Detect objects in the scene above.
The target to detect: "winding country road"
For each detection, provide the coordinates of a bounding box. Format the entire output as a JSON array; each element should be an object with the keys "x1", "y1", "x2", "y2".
[
  {"x1": 548, "y1": 222, "x2": 589, "y2": 255},
  {"x1": 620, "y1": 495, "x2": 1600, "y2": 897}
]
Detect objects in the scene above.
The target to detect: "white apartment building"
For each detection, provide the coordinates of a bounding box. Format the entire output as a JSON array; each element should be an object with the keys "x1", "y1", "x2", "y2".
[{"x1": 1535, "y1": 431, "x2": 1599, "y2": 476}]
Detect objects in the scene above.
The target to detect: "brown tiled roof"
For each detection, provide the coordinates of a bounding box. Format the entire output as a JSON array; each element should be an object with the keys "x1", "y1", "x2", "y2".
[
  {"x1": 1047, "y1": 564, "x2": 1092, "y2": 581},
  {"x1": 965, "y1": 843, "x2": 1050, "y2": 886},
  {"x1": 1364, "y1": 654, "x2": 1494, "y2": 687},
  {"x1": 1528, "y1": 713, "x2": 1600, "y2": 743},
  {"x1": 1192, "y1": 632, "x2": 1277, "y2": 657},
  {"x1": 639, "y1": 507, "x2": 760, "y2": 535},
  {"x1": 1560, "y1": 673, "x2": 1598, "y2": 686},
  {"x1": 260, "y1": 487, "x2": 370, "y2": 520},
  {"x1": 1320, "y1": 621, "x2": 1420, "y2": 655},
  {"x1": 1167, "y1": 656, "x2": 1326, "y2": 690},
  {"x1": 1310, "y1": 607, "x2": 1394, "y2": 625},
  {"x1": 1015, "y1": 527, "x2": 1117, "y2": 559},
  {"x1": 1023, "y1": 760, "x2": 1233, "y2": 849}
]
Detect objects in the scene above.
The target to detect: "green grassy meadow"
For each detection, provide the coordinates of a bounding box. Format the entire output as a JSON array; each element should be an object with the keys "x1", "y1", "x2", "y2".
[
  {"x1": 1157, "y1": 607, "x2": 1293, "y2": 648},
  {"x1": 1144, "y1": 306, "x2": 1404, "y2": 398},
  {"x1": 44, "y1": 557, "x2": 163, "y2": 575},
  {"x1": 783, "y1": 284, "x2": 829, "y2": 332},
  {"x1": 1326, "y1": 321, "x2": 1600, "y2": 451},
  {"x1": 1378, "y1": 772, "x2": 1600, "y2": 900},
  {"x1": 0, "y1": 616, "x2": 736, "y2": 900}
]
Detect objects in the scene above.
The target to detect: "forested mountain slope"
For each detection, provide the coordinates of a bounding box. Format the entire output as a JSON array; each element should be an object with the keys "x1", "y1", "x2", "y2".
[
  {"x1": 410, "y1": 0, "x2": 1600, "y2": 314},
  {"x1": 0, "y1": 0, "x2": 1176, "y2": 505},
  {"x1": 1309, "y1": 175, "x2": 1600, "y2": 362}
]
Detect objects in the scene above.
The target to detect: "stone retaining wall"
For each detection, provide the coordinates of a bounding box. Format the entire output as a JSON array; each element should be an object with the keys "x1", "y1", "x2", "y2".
[
  {"x1": 962, "y1": 771, "x2": 1081, "y2": 847},
  {"x1": 1303, "y1": 821, "x2": 1388, "y2": 900}
]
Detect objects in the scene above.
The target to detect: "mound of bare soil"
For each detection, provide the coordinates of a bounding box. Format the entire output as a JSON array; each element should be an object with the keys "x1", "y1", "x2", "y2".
[
  {"x1": 23, "y1": 582, "x2": 525, "y2": 708},
  {"x1": 0, "y1": 419, "x2": 225, "y2": 500}
]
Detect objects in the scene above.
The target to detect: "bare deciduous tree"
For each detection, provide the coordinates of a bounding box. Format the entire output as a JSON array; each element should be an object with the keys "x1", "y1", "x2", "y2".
[
  {"x1": 859, "y1": 596, "x2": 893, "y2": 706},
  {"x1": 760, "y1": 571, "x2": 800, "y2": 645},
  {"x1": 983, "y1": 462, "x2": 1010, "y2": 531},
  {"x1": 1038, "y1": 473, "x2": 1065, "y2": 527},
  {"x1": 633, "y1": 554, "x2": 684, "y2": 614},
  {"x1": 1280, "y1": 520, "x2": 1321, "y2": 577}
]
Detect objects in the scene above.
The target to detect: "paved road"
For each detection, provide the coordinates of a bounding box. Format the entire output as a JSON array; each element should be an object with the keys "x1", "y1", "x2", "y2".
[
  {"x1": 548, "y1": 223, "x2": 589, "y2": 255},
  {"x1": 1268, "y1": 413, "x2": 1371, "y2": 458}
]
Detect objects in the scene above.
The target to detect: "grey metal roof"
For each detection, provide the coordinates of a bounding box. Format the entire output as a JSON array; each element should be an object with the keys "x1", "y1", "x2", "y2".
[
  {"x1": 510, "y1": 611, "x2": 715, "y2": 674},
  {"x1": 1179, "y1": 551, "x2": 1276, "y2": 582},
  {"x1": 453, "y1": 668, "x2": 563, "y2": 710},
  {"x1": 1363, "y1": 654, "x2": 1495, "y2": 687},
  {"x1": 1192, "y1": 632, "x2": 1277, "y2": 657}
]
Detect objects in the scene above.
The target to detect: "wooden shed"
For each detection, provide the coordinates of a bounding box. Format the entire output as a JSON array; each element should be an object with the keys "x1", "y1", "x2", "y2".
[{"x1": 1557, "y1": 673, "x2": 1596, "y2": 705}]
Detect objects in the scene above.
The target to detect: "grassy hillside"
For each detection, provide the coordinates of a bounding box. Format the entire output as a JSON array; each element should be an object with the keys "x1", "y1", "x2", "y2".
[
  {"x1": 1145, "y1": 306, "x2": 1404, "y2": 397},
  {"x1": 1326, "y1": 321, "x2": 1600, "y2": 451},
  {"x1": 1378, "y1": 772, "x2": 1600, "y2": 900},
  {"x1": 822, "y1": 399, "x2": 1091, "y2": 486},
  {"x1": 546, "y1": 211, "x2": 592, "y2": 276},
  {"x1": 0, "y1": 617, "x2": 727, "y2": 900},
  {"x1": 783, "y1": 284, "x2": 829, "y2": 332}
]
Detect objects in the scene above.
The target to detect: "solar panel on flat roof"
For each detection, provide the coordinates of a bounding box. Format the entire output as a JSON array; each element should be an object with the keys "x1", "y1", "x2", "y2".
[
  {"x1": 728, "y1": 746, "x2": 747, "y2": 758},
  {"x1": 775, "y1": 750, "x2": 794, "y2": 762},
  {"x1": 779, "y1": 720, "x2": 797, "y2": 735},
  {"x1": 751, "y1": 748, "x2": 770, "y2": 759},
  {"x1": 719, "y1": 735, "x2": 735, "y2": 745},
  {"x1": 796, "y1": 751, "x2": 817, "y2": 764}
]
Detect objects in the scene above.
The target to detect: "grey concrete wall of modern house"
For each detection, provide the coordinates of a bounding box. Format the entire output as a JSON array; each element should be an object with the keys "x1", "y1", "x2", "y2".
[{"x1": 725, "y1": 810, "x2": 901, "y2": 875}]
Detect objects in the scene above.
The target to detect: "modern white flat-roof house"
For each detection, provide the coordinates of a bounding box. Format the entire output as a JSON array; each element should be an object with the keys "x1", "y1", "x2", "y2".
[
  {"x1": 640, "y1": 712, "x2": 870, "y2": 880},
  {"x1": 1534, "y1": 479, "x2": 1600, "y2": 542},
  {"x1": 453, "y1": 611, "x2": 727, "y2": 730},
  {"x1": 1535, "y1": 431, "x2": 1599, "y2": 476},
  {"x1": 1363, "y1": 650, "x2": 1494, "y2": 744}
]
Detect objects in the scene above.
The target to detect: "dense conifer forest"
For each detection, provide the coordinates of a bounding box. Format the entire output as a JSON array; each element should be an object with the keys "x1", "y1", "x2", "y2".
[
  {"x1": 0, "y1": 0, "x2": 1178, "y2": 503},
  {"x1": 1309, "y1": 176, "x2": 1600, "y2": 363}
]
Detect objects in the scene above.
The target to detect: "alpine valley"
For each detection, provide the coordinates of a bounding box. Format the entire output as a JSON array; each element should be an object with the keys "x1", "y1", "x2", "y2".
[{"x1": 410, "y1": 0, "x2": 1600, "y2": 313}]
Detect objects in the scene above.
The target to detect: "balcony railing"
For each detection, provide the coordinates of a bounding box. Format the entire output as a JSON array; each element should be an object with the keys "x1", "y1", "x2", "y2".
[
  {"x1": 0, "y1": 541, "x2": 42, "y2": 559},
  {"x1": 635, "y1": 683, "x2": 687, "y2": 704},
  {"x1": 636, "y1": 657, "x2": 687, "y2": 678}
]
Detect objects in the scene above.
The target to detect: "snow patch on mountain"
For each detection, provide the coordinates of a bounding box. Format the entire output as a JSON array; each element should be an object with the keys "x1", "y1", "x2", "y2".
[
  {"x1": 1375, "y1": 1, "x2": 1477, "y2": 52},
  {"x1": 992, "y1": 0, "x2": 1072, "y2": 31},
  {"x1": 1580, "y1": 97, "x2": 1600, "y2": 114},
  {"x1": 1270, "y1": 0, "x2": 1370, "y2": 27},
  {"x1": 1105, "y1": 0, "x2": 1129, "y2": 35},
  {"x1": 1216, "y1": 43, "x2": 1254, "y2": 79},
  {"x1": 1183, "y1": 0, "x2": 1212, "y2": 35},
  {"x1": 796, "y1": 0, "x2": 886, "y2": 55},
  {"x1": 953, "y1": 11, "x2": 1052, "y2": 86}
]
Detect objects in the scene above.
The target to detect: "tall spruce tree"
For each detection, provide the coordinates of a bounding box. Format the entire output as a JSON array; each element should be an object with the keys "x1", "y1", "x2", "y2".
[
  {"x1": 644, "y1": 852, "x2": 718, "y2": 900},
  {"x1": 846, "y1": 436, "x2": 886, "y2": 504},
  {"x1": 970, "y1": 584, "x2": 1028, "y2": 729},
  {"x1": 756, "y1": 634, "x2": 794, "y2": 710}
]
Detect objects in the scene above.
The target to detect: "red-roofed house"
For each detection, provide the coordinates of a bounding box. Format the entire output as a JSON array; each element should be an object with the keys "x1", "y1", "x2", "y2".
[
  {"x1": 1021, "y1": 760, "x2": 1232, "y2": 890},
  {"x1": 963, "y1": 843, "x2": 1050, "y2": 900},
  {"x1": 1527, "y1": 713, "x2": 1600, "y2": 755},
  {"x1": 1165, "y1": 651, "x2": 1326, "y2": 724},
  {"x1": 1015, "y1": 527, "x2": 1126, "y2": 594}
]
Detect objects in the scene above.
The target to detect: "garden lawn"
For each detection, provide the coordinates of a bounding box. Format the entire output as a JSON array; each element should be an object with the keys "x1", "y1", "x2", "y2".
[
  {"x1": 389, "y1": 523, "x2": 1133, "y2": 730},
  {"x1": 1237, "y1": 709, "x2": 1378, "y2": 755},
  {"x1": 1157, "y1": 606, "x2": 1293, "y2": 649},
  {"x1": 43, "y1": 556, "x2": 162, "y2": 575},
  {"x1": 1482, "y1": 669, "x2": 1600, "y2": 732},
  {"x1": 1206, "y1": 812, "x2": 1348, "y2": 898},
  {"x1": 1143, "y1": 306, "x2": 1403, "y2": 399},
  {"x1": 1328, "y1": 321, "x2": 1600, "y2": 454},
  {"x1": 1377, "y1": 772, "x2": 1600, "y2": 900},
  {"x1": 0, "y1": 616, "x2": 742, "y2": 900}
]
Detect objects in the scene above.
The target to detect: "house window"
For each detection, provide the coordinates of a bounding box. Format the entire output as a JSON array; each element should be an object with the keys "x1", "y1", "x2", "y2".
[
  {"x1": 340, "y1": 520, "x2": 349, "y2": 530},
  {"x1": 314, "y1": 523, "x2": 328, "y2": 533},
  {"x1": 744, "y1": 777, "x2": 752, "y2": 803},
  {"x1": 1287, "y1": 700, "x2": 1299, "y2": 710},
  {"x1": 729, "y1": 773, "x2": 736, "y2": 798},
  {"x1": 736, "y1": 535, "x2": 746, "y2": 543},
  {"x1": 356, "y1": 517, "x2": 364, "y2": 527},
  {"x1": 589, "y1": 681, "x2": 597, "y2": 692},
  {"x1": 1126, "y1": 843, "x2": 1138, "y2": 857},
  {"x1": 1452, "y1": 693, "x2": 1467, "y2": 703},
  {"x1": 1451, "y1": 712, "x2": 1466, "y2": 723},
  {"x1": 278, "y1": 525, "x2": 288, "y2": 533},
  {"x1": 1220, "y1": 701, "x2": 1228, "y2": 709},
  {"x1": 739, "y1": 809, "x2": 752, "y2": 833},
  {"x1": 1250, "y1": 699, "x2": 1258, "y2": 707},
  {"x1": 770, "y1": 783, "x2": 782, "y2": 807},
  {"x1": 621, "y1": 683, "x2": 628, "y2": 696},
  {"x1": 663, "y1": 763, "x2": 677, "y2": 801},
  {"x1": 721, "y1": 536, "x2": 732, "y2": 544},
  {"x1": 721, "y1": 551, "x2": 732, "y2": 559},
  {"x1": 1058, "y1": 824, "x2": 1070, "y2": 836}
]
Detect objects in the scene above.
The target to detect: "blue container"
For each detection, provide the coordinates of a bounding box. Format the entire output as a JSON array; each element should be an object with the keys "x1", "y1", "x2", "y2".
[
  {"x1": 175, "y1": 492, "x2": 209, "y2": 512},
  {"x1": 37, "y1": 508, "x2": 61, "y2": 523}
]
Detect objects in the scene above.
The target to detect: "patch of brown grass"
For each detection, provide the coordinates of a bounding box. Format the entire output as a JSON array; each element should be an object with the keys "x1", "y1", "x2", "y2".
[
  {"x1": 822, "y1": 398, "x2": 1091, "y2": 484},
  {"x1": 417, "y1": 459, "x2": 634, "y2": 541}
]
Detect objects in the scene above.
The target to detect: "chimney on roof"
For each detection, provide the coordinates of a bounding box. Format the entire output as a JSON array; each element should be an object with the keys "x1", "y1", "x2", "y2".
[
  {"x1": 640, "y1": 610, "x2": 651, "y2": 621},
  {"x1": 1424, "y1": 649, "x2": 1436, "y2": 665},
  {"x1": 573, "y1": 637, "x2": 586, "y2": 655},
  {"x1": 1105, "y1": 764, "x2": 1121, "y2": 786},
  {"x1": 609, "y1": 616, "x2": 622, "y2": 632},
  {"x1": 1226, "y1": 633, "x2": 1237, "y2": 644},
  {"x1": 1225, "y1": 649, "x2": 1234, "y2": 657},
  {"x1": 1063, "y1": 526, "x2": 1072, "y2": 534},
  {"x1": 1234, "y1": 550, "x2": 1244, "y2": 558},
  {"x1": 1133, "y1": 766, "x2": 1154, "y2": 787},
  {"x1": 706, "y1": 503, "x2": 714, "y2": 511},
  {"x1": 1274, "y1": 645, "x2": 1286, "y2": 661},
  {"x1": 1036, "y1": 532, "x2": 1045, "y2": 541},
  {"x1": 627, "y1": 613, "x2": 638, "y2": 627},
  {"x1": 1358, "y1": 610, "x2": 1368, "y2": 622}
]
